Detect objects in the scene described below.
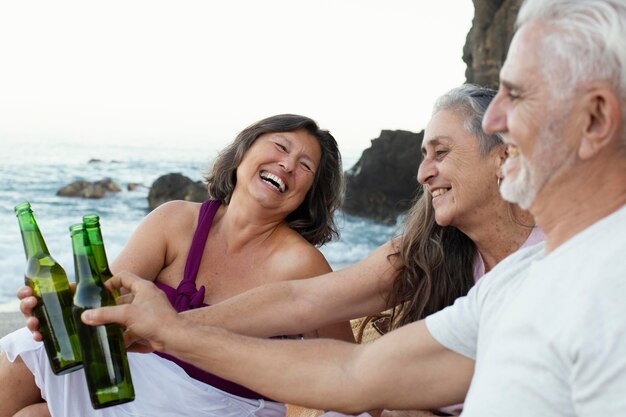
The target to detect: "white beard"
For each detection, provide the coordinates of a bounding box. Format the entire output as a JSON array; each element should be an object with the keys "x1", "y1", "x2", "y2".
[
  {"x1": 499, "y1": 155, "x2": 537, "y2": 210},
  {"x1": 499, "y1": 115, "x2": 573, "y2": 210}
]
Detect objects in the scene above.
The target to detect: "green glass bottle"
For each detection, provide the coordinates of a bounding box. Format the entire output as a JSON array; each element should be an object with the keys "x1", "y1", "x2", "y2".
[
  {"x1": 82, "y1": 214, "x2": 119, "y2": 298},
  {"x1": 70, "y1": 223, "x2": 134, "y2": 409},
  {"x1": 14, "y1": 201, "x2": 82, "y2": 375}
]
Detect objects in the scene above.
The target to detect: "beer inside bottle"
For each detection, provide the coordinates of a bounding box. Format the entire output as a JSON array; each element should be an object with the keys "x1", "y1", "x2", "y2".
[
  {"x1": 70, "y1": 223, "x2": 134, "y2": 409},
  {"x1": 15, "y1": 202, "x2": 82, "y2": 375}
]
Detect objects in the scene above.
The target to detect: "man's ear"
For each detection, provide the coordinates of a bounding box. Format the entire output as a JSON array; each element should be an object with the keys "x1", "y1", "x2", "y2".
[{"x1": 579, "y1": 85, "x2": 621, "y2": 160}]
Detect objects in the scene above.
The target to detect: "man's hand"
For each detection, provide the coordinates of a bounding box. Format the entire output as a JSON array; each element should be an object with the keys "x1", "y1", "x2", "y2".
[
  {"x1": 81, "y1": 271, "x2": 183, "y2": 353},
  {"x1": 17, "y1": 286, "x2": 42, "y2": 342}
]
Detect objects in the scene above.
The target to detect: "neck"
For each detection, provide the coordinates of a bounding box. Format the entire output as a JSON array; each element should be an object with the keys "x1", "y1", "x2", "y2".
[
  {"x1": 462, "y1": 204, "x2": 534, "y2": 272},
  {"x1": 216, "y1": 194, "x2": 287, "y2": 253},
  {"x1": 531, "y1": 156, "x2": 626, "y2": 253}
]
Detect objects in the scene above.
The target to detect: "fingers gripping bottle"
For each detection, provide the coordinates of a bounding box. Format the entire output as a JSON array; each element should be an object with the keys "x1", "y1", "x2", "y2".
[
  {"x1": 70, "y1": 222, "x2": 134, "y2": 409},
  {"x1": 14, "y1": 202, "x2": 82, "y2": 375}
]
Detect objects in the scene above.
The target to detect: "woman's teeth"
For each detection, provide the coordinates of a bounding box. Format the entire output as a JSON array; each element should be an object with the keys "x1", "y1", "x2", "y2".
[
  {"x1": 431, "y1": 188, "x2": 449, "y2": 198},
  {"x1": 260, "y1": 171, "x2": 286, "y2": 193}
]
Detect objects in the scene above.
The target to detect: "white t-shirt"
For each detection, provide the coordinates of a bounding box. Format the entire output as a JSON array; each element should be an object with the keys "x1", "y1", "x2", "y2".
[{"x1": 426, "y1": 204, "x2": 626, "y2": 416}]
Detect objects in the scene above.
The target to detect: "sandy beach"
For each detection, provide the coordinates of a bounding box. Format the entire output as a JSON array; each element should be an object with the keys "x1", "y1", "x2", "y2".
[{"x1": 0, "y1": 300, "x2": 24, "y2": 338}]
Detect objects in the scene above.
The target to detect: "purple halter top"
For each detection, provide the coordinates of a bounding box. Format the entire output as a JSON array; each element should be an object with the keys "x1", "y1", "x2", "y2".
[{"x1": 154, "y1": 200, "x2": 273, "y2": 402}]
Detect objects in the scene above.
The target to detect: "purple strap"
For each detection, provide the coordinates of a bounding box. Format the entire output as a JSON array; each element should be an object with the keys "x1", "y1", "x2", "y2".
[
  {"x1": 173, "y1": 200, "x2": 220, "y2": 312},
  {"x1": 154, "y1": 200, "x2": 275, "y2": 402}
]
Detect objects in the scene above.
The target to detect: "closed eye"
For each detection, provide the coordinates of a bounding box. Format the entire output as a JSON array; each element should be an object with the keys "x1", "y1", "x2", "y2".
[
  {"x1": 507, "y1": 90, "x2": 520, "y2": 101},
  {"x1": 276, "y1": 143, "x2": 287, "y2": 152},
  {"x1": 301, "y1": 161, "x2": 313, "y2": 172}
]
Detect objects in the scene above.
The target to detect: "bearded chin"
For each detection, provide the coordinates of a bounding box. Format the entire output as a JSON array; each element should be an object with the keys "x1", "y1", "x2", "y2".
[{"x1": 499, "y1": 158, "x2": 537, "y2": 210}]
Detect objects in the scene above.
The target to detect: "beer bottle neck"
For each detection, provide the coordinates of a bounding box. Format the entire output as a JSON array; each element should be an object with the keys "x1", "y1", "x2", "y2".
[
  {"x1": 16, "y1": 210, "x2": 50, "y2": 259},
  {"x1": 70, "y1": 229, "x2": 103, "y2": 288},
  {"x1": 85, "y1": 225, "x2": 112, "y2": 278}
]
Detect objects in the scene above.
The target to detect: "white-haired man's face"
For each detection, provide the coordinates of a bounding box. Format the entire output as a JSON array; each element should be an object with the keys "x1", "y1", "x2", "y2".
[{"x1": 483, "y1": 22, "x2": 577, "y2": 211}]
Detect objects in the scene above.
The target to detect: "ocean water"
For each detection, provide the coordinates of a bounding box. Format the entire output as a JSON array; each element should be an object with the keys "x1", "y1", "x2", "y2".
[{"x1": 0, "y1": 137, "x2": 398, "y2": 307}]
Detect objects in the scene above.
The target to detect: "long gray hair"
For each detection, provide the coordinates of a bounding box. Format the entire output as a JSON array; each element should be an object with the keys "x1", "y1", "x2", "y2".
[{"x1": 386, "y1": 85, "x2": 504, "y2": 327}]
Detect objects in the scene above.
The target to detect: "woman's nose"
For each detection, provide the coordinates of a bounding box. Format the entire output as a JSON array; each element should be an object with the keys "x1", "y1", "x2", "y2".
[
  {"x1": 279, "y1": 156, "x2": 296, "y2": 172},
  {"x1": 417, "y1": 159, "x2": 436, "y2": 185}
]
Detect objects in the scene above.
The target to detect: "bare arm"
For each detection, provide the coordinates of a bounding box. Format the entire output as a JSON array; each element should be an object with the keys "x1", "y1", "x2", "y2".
[
  {"x1": 180, "y1": 239, "x2": 401, "y2": 337},
  {"x1": 110, "y1": 200, "x2": 195, "y2": 279},
  {"x1": 175, "y1": 323, "x2": 472, "y2": 413},
  {"x1": 84, "y1": 272, "x2": 473, "y2": 413}
]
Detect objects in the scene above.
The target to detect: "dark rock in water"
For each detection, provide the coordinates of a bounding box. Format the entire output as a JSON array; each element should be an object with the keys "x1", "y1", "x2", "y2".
[
  {"x1": 184, "y1": 181, "x2": 209, "y2": 204},
  {"x1": 88, "y1": 158, "x2": 121, "y2": 164},
  {"x1": 343, "y1": 130, "x2": 423, "y2": 224},
  {"x1": 148, "y1": 173, "x2": 208, "y2": 210},
  {"x1": 464, "y1": 0, "x2": 522, "y2": 88},
  {"x1": 57, "y1": 178, "x2": 122, "y2": 199},
  {"x1": 127, "y1": 182, "x2": 147, "y2": 191}
]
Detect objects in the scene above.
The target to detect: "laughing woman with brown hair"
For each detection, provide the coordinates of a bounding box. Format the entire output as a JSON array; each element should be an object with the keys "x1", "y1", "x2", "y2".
[{"x1": 1, "y1": 114, "x2": 354, "y2": 417}]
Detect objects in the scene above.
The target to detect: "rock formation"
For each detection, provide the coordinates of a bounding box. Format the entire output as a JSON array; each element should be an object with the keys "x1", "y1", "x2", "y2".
[
  {"x1": 464, "y1": 0, "x2": 523, "y2": 88},
  {"x1": 57, "y1": 178, "x2": 122, "y2": 199},
  {"x1": 147, "y1": 173, "x2": 207, "y2": 210},
  {"x1": 342, "y1": 130, "x2": 423, "y2": 224}
]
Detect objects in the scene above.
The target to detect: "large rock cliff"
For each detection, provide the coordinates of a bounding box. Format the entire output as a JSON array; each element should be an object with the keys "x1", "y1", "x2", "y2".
[
  {"x1": 341, "y1": 130, "x2": 423, "y2": 224},
  {"x1": 464, "y1": 0, "x2": 523, "y2": 88}
]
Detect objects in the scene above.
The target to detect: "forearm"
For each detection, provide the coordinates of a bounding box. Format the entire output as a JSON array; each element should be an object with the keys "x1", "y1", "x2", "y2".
[
  {"x1": 159, "y1": 320, "x2": 472, "y2": 414},
  {"x1": 179, "y1": 280, "x2": 319, "y2": 337},
  {"x1": 180, "y1": 242, "x2": 399, "y2": 337},
  {"x1": 161, "y1": 321, "x2": 371, "y2": 412}
]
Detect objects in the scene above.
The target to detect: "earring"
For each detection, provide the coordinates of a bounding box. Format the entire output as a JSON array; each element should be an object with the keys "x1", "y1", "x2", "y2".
[{"x1": 497, "y1": 177, "x2": 501, "y2": 187}]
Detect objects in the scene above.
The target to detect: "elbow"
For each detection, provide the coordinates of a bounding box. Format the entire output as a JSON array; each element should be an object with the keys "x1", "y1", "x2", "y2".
[{"x1": 284, "y1": 282, "x2": 323, "y2": 335}]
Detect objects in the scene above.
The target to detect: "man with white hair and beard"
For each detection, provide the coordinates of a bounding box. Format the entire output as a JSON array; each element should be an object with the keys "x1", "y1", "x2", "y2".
[{"x1": 77, "y1": 0, "x2": 626, "y2": 415}]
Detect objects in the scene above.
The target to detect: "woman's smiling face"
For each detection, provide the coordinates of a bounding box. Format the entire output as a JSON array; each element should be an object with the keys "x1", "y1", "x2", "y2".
[
  {"x1": 235, "y1": 128, "x2": 321, "y2": 215},
  {"x1": 418, "y1": 108, "x2": 502, "y2": 231}
]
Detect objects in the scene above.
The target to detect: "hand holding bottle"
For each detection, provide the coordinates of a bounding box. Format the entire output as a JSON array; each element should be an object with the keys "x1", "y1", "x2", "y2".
[
  {"x1": 17, "y1": 285, "x2": 43, "y2": 341},
  {"x1": 81, "y1": 270, "x2": 185, "y2": 354},
  {"x1": 14, "y1": 202, "x2": 83, "y2": 375}
]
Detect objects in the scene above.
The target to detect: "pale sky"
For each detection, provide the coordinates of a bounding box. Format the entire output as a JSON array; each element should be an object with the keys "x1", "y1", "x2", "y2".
[{"x1": 0, "y1": 0, "x2": 474, "y2": 159}]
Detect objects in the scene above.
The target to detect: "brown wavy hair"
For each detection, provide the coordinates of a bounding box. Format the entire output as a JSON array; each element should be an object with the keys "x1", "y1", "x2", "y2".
[
  {"x1": 386, "y1": 84, "x2": 504, "y2": 327},
  {"x1": 204, "y1": 114, "x2": 343, "y2": 247}
]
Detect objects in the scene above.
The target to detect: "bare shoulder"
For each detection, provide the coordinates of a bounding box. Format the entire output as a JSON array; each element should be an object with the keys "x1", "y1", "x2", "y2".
[
  {"x1": 112, "y1": 200, "x2": 203, "y2": 277},
  {"x1": 270, "y1": 230, "x2": 331, "y2": 280},
  {"x1": 149, "y1": 199, "x2": 200, "y2": 219},
  {"x1": 145, "y1": 200, "x2": 201, "y2": 232}
]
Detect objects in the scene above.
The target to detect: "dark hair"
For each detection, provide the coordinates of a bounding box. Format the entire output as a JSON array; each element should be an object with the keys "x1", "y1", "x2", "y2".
[
  {"x1": 386, "y1": 85, "x2": 502, "y2": 327},
  {"x1": 205, "y1": 114, "x2": 343, "y2": 246}
]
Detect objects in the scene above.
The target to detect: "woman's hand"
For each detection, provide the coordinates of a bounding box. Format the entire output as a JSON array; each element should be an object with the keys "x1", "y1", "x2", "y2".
[{"x1": 81, "y1": 271, "x2": 184, "y2": 353}]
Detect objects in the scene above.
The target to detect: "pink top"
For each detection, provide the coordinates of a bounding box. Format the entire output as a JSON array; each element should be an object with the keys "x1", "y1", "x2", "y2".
[{"x1": 472, "y1": 226, "x2": 545, "y2": 281}]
